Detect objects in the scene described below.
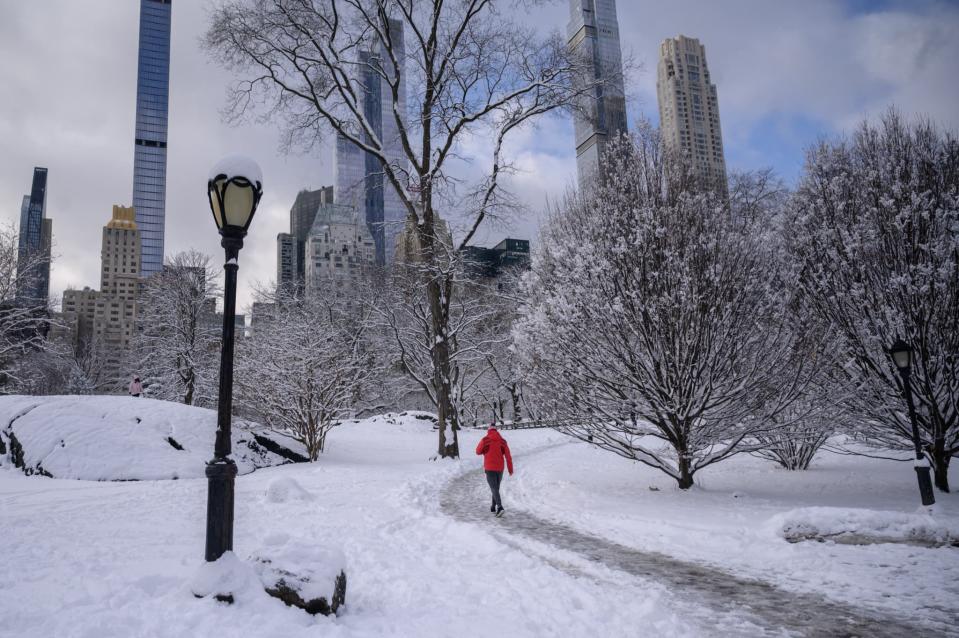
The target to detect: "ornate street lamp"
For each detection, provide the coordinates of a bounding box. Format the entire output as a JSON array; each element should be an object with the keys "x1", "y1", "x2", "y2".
[
  {"x1": 888, "y1": 338, "x2": 935, "y2": 507},
  {"x1": 204, "y1": 155, "x2": 263, "y2": 561}
]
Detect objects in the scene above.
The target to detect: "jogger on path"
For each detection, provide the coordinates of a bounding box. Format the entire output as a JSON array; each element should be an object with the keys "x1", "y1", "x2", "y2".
[{"x1": 475, "y1": 426, "x2": 513, "y2": 517}]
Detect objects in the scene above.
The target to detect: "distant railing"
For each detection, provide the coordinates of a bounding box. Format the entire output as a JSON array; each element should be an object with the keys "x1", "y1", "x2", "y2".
[{"x1": 488, "y1": 418, "x2": 580, "y2": 431}]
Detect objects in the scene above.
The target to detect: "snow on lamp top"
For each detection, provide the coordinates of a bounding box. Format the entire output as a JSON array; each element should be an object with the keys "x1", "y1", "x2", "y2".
[
  {"x1": 209, "y1": 154, "x2": 263, "y2": 184},
  {"x1": 208, "y1": 155, "x2": 264, "y2": 233}
]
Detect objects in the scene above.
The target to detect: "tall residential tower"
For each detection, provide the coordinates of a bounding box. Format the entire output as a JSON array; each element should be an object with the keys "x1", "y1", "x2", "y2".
[
  {"x1": 656, "y1": 35, "x2": 727, "y2": 187},
  {"x1": 334, "y1": 19, "x2": 407, "y2": 266},
  {"x1": 131, "y1": 0, "x2": 172, "y2": 276},
  {"x1": 16, "y1": 167, "x2": 52, "y2": 305},
  {"x1": 60, "y1": 206, "x2": 141, "y2": 388},
  {"x1": 567, "y1": 0, "x2": 628, "y2": 185}
]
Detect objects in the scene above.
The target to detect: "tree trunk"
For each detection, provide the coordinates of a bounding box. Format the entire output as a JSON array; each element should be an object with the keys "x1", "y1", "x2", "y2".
[
  {"x1": 428, "y1": 276, "x2": 459, "y2": 459},
  {"x1": 931, "y1": 439, "x2": 951, "y2": 492},
  {"x1": 511, "y1": 386, "x2": 522, "y2": 422},
  {"x1": 184, "y1": 370, "x2": 195, "y2": 406},
  {"x1": 677, "y1": 451, "x2": 694, "y2": 490}
]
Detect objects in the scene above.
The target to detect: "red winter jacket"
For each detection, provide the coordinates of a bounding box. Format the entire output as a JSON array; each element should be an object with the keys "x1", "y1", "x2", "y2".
[{"x1": 475, "y1": 428, "x2": 513, "y2": 474}]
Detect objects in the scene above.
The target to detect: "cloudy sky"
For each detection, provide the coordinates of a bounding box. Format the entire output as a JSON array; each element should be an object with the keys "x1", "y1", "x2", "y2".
[{"x1": 2, "y1": 0, "x2": 957, "y2": 313}]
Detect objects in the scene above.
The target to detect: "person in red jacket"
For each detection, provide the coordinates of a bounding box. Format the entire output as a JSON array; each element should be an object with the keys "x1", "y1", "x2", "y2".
[{"x1": 475, "y1": 426, "x2": 513, "y2": 517}]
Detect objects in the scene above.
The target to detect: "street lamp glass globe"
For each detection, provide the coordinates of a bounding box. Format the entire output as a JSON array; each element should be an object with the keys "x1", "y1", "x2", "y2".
[
  {"x1": 207, "y1": 155, "x2": 263, "y2": 235},
  {"x1": 890, "y1": 339, "x2": 911, "y2": 371}
]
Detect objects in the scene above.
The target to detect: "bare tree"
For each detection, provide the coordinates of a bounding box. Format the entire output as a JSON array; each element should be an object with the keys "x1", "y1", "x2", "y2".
[
  {"x1": 205, "y1": 0, "x2": 597, "y2": 457},
  {"x1": 236, "y1": 286, "x2": 375, "y2": 460},
  {"x1": 378, "y1": 259, "x2": 500, "y2": 432},
  {"x1": 135, "y1": 251, "x2": 222, "y2": 406},
  {"x1": 786, "y1": 110, "x2": 959, "y2": 491},
  {"x1": 515, "y1": 127, "x2": 815, "y2": 489},
  {"x1": 0, "y1": 223, "x2": 50, "y2": 390}
]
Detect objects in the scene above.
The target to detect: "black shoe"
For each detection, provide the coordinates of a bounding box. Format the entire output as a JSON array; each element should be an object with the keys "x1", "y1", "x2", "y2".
[
  {"x1": 490, "y1": 504, "x2": 496, "y2": 513},
  {"x1": 495, "y1": 506, "x2": 505, "y2": 518}
]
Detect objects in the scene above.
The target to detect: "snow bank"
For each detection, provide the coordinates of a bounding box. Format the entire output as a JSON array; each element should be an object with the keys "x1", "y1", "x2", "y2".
[
  {"x1": 0, "y1": 395, "x2": 306, "y2": 481},
  {"x1": 190, "y1": 552, "x2": 263, "y2": 603},
  {"x1": 265, "y1": 477, "x2": 314, "y2": 503},
  {"x1": 771, "y1": 506, "x2": 959, "y2": 547}
]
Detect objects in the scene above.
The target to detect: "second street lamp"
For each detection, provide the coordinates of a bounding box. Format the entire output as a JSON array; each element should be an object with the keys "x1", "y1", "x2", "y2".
[
  {"x1": 888, "y1": 338, "x2": 936, "y2": 507},
  {"x1": 204, "y1": 155, "x2": 263, "y2": 562}
]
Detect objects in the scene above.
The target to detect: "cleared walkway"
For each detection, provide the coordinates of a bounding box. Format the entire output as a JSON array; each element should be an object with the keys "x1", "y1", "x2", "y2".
[{"x1": 441, "y1": 466, "x2": 951, "y2": 638}]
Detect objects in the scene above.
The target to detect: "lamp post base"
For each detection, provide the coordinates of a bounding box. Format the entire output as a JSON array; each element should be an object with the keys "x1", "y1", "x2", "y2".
[
  {"x1": 205, "y1": 457, "x2": 238, "y2": 562},
  {"x1": 915, "y1": 465, "x2": 936, "y2": 507}
]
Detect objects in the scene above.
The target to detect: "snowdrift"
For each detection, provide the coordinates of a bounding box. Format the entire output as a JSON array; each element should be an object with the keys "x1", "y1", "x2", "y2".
[
  {"x1": 0, "y1": 395, "x2": 307, "y2": 481},
  {"x1": 772, "y1": 506, "x2": 959, "y2": 547}
]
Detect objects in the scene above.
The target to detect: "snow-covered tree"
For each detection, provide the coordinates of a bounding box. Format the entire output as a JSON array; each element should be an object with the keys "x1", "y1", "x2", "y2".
[
  {"x1": 786, "y1": 110, "x2": 959, "y2": 491},
  {"x1": 0, "y1": 224, "x2": 51, "y2": 390},
  {"x1": 236, "y1": 286, "x2": 375, "y2": 461},
  {"x1": 515, "y1": 127, "x2": 816, "y2": 489},
  {"x1": 752, "y1": 402, "x2": 833, "y2": 471},
  {"x1": 204, "y1": 0, "x2": 601, "y2": 457},
  {"x1": 379, "y1": 259, "x2": 502, "y2": 432},
  {"x1": 466, "y1": 274, "x2": 530, "y2": 425},
  {"x1": 135, "y1": 251, "x2": 221, "y2": 406}
]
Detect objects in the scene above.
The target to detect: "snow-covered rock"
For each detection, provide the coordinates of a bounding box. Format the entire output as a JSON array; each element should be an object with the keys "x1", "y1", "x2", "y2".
[
  {"x1": 252, "y1": 538, "x2": 347, "y2": 616},
  {"x1": 0, "y1": 395, "x2": 307, "y2": 481}
]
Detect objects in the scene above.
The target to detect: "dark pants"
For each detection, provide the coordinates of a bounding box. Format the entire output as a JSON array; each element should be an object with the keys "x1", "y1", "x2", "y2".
[{"x1": 485, "y1": 470, "x2": 503, "y2": 509}]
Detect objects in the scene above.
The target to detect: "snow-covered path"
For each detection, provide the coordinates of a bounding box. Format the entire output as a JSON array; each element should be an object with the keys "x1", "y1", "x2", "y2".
[{"x1": 441, "y1": 464, "x2": 945, "y2": 638}]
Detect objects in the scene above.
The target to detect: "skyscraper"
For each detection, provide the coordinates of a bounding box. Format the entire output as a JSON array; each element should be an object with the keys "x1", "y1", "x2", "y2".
[
  {"x1": 334, "y1": 19, "x2": 407, "y2": 266},
  {"x1": 276, "y1": 233, "x2": 296, "y2": 293},
  {"x1": 276, "y1": 186, "x2": 334, "y2": 293},
  {"x1": 303, "y1": 203, "x2": 376, "y2": 293},
  {"x1": 567, "y1": 0, "x2": 628, "y2": 185},
  {"x1": 16, "y1": 167, "x2": 51, "y2": 304},
  {"x1": 131, "y1": 0, "x2": 172, "y2": 277},
  {"x1": 656, "y1": 35, "x2": 727, "y2": 188},
  {"x1": 60, "y1": 206, "x2": 141, "y2": 388}
]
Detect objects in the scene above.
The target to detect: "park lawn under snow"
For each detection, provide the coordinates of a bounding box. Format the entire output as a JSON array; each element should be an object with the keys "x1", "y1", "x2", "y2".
[
  {"x1": 1, "y1": 395, "x2": 957, "y2": 636},
  {"x1": 0, "y1": 402, "x2": 699, "y2": 637},
  {"x1": 510, "y1": 440, "x2": 959, "y2": 630}
]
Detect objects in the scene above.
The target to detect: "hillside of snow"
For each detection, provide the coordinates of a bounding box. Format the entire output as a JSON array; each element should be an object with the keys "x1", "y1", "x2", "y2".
[{"x1": 0, "y1": 395, "x2": 308, "y2": 480}]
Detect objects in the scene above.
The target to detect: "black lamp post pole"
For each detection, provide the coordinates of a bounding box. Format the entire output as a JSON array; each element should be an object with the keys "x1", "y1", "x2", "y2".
[
  {"x1": 896, "y1": 363, "x2": 936, "y2": 507},
  {"x1": 204, "y1": 230, "x2": 245, "y2": 562}
]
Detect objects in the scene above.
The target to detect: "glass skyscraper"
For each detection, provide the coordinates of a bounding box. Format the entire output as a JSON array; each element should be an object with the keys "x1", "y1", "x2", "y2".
[
  {"x1": 334, "y1": 19, "x2": 407, "y2": 266},
  {"x1": 131, "y1": 0, "x2": 172, "y2": 276},
  {"x1": 567, "y1": 0, "x2": 627, "y2": 185},
  {"x1": 16, "y1": 167, "x2": 51, "y2": 304}
]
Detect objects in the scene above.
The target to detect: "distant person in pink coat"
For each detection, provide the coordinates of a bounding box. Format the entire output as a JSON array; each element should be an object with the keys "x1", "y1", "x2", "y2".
[{"x1": 128, "y1": 376, "x2": 143, "y2": 398}]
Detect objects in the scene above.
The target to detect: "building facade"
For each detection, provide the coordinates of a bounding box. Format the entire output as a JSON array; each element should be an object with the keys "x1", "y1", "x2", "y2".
[
  {"x1": 16, "y1": 167, "x2": 52, "y2": 305},
  {"x1": 131, "y1": 0, "x2": 172, "y2": 276},
  {"x1": 567, "y1": 0, "x2": 628, "y2": 185},
  {"x1": 276, "y1": 233, "x2": 296, "y2": 293},
  {"x1": 60, "y1": 206, "x2": 141, "y2": 388},
  {"x1": 460, "y1": 238, "x2": 531, "y2": 280},
  {"x1": 656, "y1": 35, "x2": 727, "y2": 188},
  {"x1": 277, "y1": 186, "x2": 335, "y2": 293},
  {"x1": 334, "y1": 19, "x2": 407, "y2": 266},
  {"x1": 303, "y1": 203, "x2": 376, "y2": 293}
]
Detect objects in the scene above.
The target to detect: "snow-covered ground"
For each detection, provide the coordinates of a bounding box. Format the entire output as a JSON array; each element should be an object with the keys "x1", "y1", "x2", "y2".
[
  {"x1": 510, "y1": 439, "x2": 959, "y2": 631},
  {"x1": 1, "y1": 397, "x2": 957, "y2": 637}
]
